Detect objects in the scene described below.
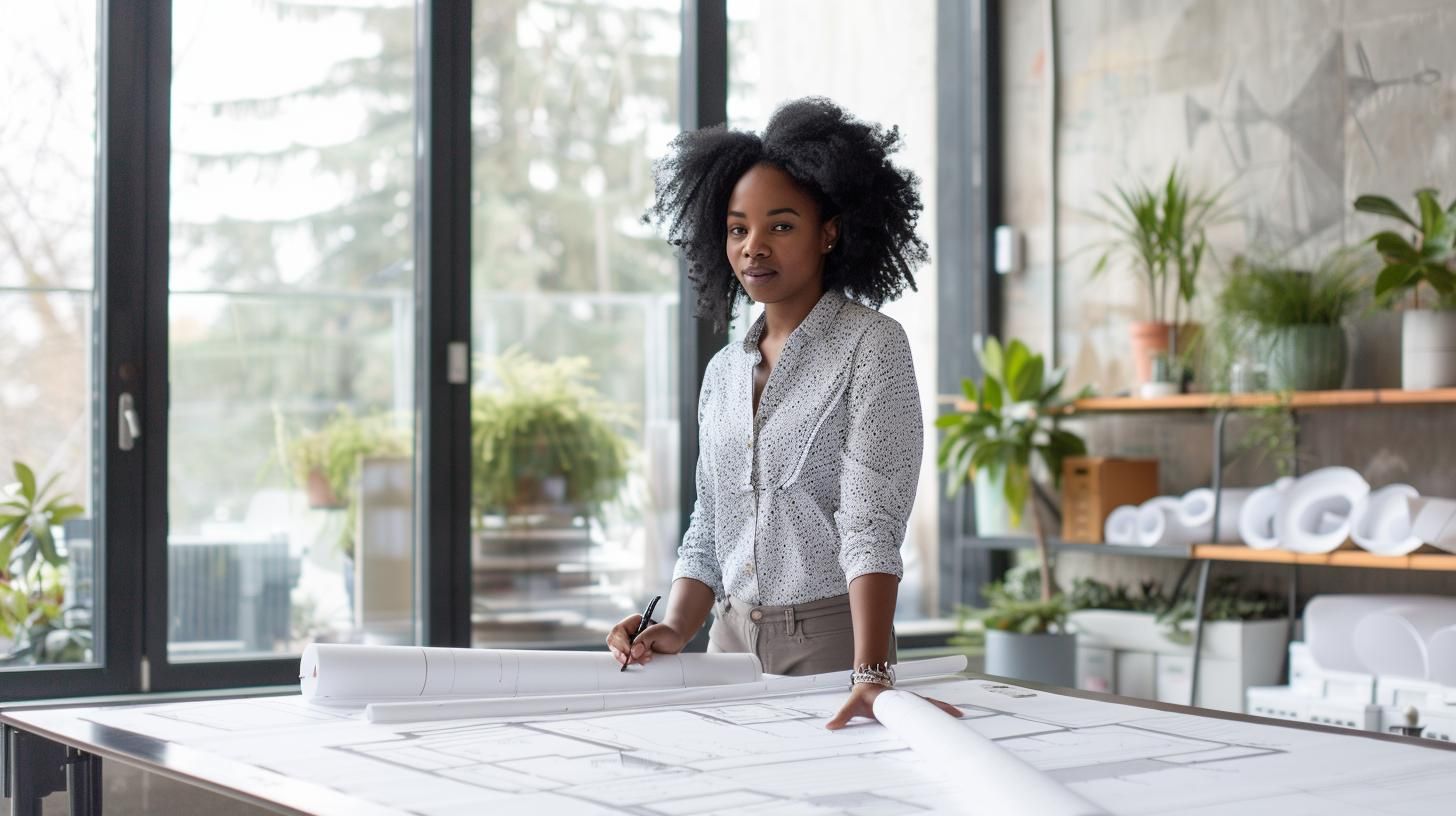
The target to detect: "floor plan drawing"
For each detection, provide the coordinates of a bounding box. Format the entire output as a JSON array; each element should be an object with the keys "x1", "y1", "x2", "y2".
[{"x1": 75, "y1": 677, "x2": 1456, "y2": 815}]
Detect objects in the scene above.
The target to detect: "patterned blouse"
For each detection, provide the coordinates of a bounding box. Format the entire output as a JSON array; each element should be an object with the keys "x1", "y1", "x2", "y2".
[{"x1": 672, "y1": 289, "x2": 923, "y2": 606}]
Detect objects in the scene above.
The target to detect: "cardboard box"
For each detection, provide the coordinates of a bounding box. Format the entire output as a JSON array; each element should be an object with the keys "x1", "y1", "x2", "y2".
[{"x1": 1060, "y1": 457, "x2": 1159, "y2": 542}]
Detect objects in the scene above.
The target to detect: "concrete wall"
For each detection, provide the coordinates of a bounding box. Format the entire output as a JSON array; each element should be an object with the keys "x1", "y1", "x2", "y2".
[{"x1": 998, "y1": 0, "x2": 1456, "y2": 599}]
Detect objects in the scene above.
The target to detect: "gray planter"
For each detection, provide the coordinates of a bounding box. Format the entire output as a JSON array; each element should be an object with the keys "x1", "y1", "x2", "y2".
[
  {"x1": 1402, "y1": 309, "x2": 1456, "y2": 390},
  {"x1": 984, "y1": 629, "x2": 1076, "y2": 687},
  {"x1": 1266, "y1": 324, "x2": 1348, "y2": 392}
]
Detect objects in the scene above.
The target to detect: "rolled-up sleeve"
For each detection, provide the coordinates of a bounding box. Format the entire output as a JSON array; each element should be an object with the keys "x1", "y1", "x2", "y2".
[
  {"x1": 671, "y1": 357, "x2": 725, "y2": 599},
  {"x1": 835, "y1": 321, "x2": 922, "y2": 584}
]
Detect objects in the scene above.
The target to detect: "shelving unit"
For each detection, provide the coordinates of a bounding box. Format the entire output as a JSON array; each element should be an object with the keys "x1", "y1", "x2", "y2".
[{"x1": 942, "y1": 386, "x2": 1456, "y2": 706}]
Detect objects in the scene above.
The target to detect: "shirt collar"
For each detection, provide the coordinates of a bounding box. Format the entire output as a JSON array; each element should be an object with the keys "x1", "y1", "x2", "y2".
[{"x1": 740, "y1": 289, "x2": 847, "y2": 354}]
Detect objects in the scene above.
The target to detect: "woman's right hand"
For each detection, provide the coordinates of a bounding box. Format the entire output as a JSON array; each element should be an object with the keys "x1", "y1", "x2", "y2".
[{"x1": 606, "y1": 615, "x2": 688, "y2": 667}]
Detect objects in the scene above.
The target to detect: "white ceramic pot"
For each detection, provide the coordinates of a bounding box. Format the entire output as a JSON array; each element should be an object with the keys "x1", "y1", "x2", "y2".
[{"x1": 1402, "y1": 310, "x2": 1456, "y2": 389}]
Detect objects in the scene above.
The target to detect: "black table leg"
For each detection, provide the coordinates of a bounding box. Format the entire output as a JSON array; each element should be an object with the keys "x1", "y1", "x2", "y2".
[
  {"x1": 7, "y1": 726, "x2": 67, "y2": 816},
  {"x1": 66, "y1": 747, "x2": 102, "y2": 816},
  {"x1": 4, "y1": 726, "x2": 101, "y2": 816}
]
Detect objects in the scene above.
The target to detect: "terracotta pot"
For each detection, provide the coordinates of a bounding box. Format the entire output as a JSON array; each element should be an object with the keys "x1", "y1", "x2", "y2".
[
  {"x1": 305, "y1": 468, "x2": 345, "y2": 509},
  {"x1": 1128, "y1": 321, "x2": 1173, "y2": 386}
]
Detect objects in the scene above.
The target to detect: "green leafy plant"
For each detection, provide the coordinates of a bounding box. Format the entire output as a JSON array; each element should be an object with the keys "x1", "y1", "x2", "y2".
[
  {"x1": 1216, "y1": 252, "x2": 1367, "y2": 331},
  {"x1": 286, "y1": 409, "x2": 411, "y2": 555},
  {"x1": 1091, "y1": 166, "x2": 1227, "y2": 327},
  {"x1": 977, "y1": 583, "x2": 1071, "y2": 635},
  {"x1": 471, "y1": 350, "x2": 631, "y2": 518},
  {"x1": 937, "y1": 338, "x2": 1087, "y2": 603},
  {"x1": 1355, "y1": 188, "x2": 1456, "y2": 308},
  {"x1": 287, "y1": 408, "x2": 411, "y2": 507},
  {"x1": 0, "y1": 461, "x2": 90, "y2": 665},
  {"x1": 1068, "y1": 576, "x2": 1286, "y2": 645}
]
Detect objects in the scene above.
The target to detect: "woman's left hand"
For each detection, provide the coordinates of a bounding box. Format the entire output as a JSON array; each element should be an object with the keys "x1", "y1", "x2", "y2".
[{"x1": 825, "y1": 684, "x2": 964, "y2": 730}]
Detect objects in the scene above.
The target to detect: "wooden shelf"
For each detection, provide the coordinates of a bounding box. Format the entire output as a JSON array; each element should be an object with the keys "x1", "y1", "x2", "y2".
[
  {"x1": 940, "y1": 387, "x2": 1456, "y2": 415},
  {"x1": 960, "y1": 537, "x2": 1456, "y2": 572}
]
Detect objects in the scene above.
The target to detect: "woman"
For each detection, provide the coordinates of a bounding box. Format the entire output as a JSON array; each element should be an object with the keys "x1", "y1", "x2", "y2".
[{"x1": 607, "y1": 97, "x2": 961, "y2": 729}]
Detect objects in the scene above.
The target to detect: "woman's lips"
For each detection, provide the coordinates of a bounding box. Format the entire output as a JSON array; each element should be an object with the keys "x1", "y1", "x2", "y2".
[{"x1": 742, "y1": 266, "x2": 778, "y2": 282}]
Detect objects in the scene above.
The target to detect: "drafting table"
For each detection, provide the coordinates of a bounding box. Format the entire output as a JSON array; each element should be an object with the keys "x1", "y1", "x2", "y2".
[{"x1": 5, "y1": 672, "x2": 1456, "y2": 816}]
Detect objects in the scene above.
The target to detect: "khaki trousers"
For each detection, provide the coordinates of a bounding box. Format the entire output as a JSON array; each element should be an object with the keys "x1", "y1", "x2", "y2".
[{"x1": 707, "y1": 593, "x2": 896, "y2": 676}]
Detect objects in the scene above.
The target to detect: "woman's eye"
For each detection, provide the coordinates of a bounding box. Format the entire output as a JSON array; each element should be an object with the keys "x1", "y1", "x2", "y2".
[
  {"x1": 728, "y1": 226, "x2": 746, "y2": 236},
  {"x1": 772, "y1": 223, "x2": 792, "y2": 232}
]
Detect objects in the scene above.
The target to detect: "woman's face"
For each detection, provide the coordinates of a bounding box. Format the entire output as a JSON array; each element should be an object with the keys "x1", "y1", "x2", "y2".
[{"x1": 725, "y1": 162, "x2": 839, "y2": 307}]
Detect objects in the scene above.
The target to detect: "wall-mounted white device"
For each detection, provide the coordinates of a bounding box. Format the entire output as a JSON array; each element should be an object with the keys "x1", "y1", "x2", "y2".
[{"x1": 994, "y1": 225, "x2": 1022, "y2": 275}]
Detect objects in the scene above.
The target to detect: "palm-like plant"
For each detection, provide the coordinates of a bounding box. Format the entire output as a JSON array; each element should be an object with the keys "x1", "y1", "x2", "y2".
[
  {"x1": 1355, "y1": 189, "x2": 1456, "y2": 307},
  {"x1": 1092, "y1": 166, "x2": 1225, "y2": 329},
  {"x1": 936, "y1": 338, "x2": 1087, "y2": 604}
]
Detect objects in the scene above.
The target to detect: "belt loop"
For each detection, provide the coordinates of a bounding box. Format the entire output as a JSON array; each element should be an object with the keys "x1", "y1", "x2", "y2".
[{"x1": 784, "y1": 607, "x2": 798, "y2": 637}]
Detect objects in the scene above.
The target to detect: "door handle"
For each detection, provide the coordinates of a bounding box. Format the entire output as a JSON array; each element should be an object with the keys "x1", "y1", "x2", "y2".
[{"x1": 119, "y1": 392, "x2": 141, "y2": 451}]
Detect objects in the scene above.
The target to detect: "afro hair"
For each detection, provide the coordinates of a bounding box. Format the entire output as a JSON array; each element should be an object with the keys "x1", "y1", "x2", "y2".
[{"x1": 645, "y1": 97, "x2": 928, "y2": 330}]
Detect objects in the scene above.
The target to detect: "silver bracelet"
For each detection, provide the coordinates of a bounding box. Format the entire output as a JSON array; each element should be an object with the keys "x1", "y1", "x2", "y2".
[{"x1": 850, "y1": 661, "x2": 895, "y2": 689}]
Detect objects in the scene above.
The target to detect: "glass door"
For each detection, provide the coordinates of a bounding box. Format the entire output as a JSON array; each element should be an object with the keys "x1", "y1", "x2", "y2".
[
  {"x1": 468, "y1": 0, "x2": 683, "y2": 648},
  {"x1": 0, "y1": 0, "x2": 122, "y2": 697},
  {"x1": 153, "y1": 0, "x2": 422, "y2": 687}
]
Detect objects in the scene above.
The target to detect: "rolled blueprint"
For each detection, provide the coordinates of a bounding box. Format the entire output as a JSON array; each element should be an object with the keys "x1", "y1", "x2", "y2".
[
  {"x1": 1304, "y1": 594, "x2": 1415, "y2": 673},
  {"x1": 1350, "y1": 484, "x2": 1423, "y2": 556},
  {"x1": 872, "y1": 689, "x2": 1108, "y2": 816},
  {"x1": 1276, "y1": 467, "x2": 1370, "y2": 553},
  {"x1": 1103, "y1": 505, "x2": 1140, "y2": 546},
  {"x1": 1426, "y1": 626, "x2": 1456, "y2": 687},
  {"x1": 1176, "y1": 487, "x2": 1253, "y2": 543},
  {"x1": 1351, "y1": 599, "x2": 1456, "y2": 680},
  {"x1": 1408, "y1": 496, "x2": 1456, "y2": 553},
  {"x1": 1238, "y1": 478, "x2": 1294, "y2": 550},
  {"x1": 1135, "y1": 497, "x2": 1206, "y2": 547},
  {"x1": 301, "y1": 644, "x2": 762, "y2": 707},
  {"x1": 367, "y1": 655, "x2": 970, "y2": 723}
]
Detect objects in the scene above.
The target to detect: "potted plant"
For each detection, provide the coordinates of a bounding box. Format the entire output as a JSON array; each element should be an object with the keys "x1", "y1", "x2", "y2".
[
  {"x1": 1067, "y1": 576, "x2": 1287, "y2": 711},
  {"x1": 1355, "y1": 188, "x2": 1456, "y2": 389},
  {"x1": 287, "y1": 408, "x2": 410, "y2": 511},
  {"x1": 471, "y1": 350, "x2": 631, "y2": 521},
  {"x1": 1213, "y1": 250, "x2": 1367, "y2": 391},
  {"x1": 1091, "y1": 166, "x2": 1226, "y2": 392},
  {"x1": 0, "y1": 461, "x2": 91, "y2": 665},
  {"x1": 937, "y1": 337, "x2": 1087, "y2": 686}
]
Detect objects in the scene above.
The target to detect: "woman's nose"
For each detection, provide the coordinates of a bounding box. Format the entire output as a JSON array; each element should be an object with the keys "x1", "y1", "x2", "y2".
[{"x1": 743, "y1": 234, "x2": 769, "y2": 258}]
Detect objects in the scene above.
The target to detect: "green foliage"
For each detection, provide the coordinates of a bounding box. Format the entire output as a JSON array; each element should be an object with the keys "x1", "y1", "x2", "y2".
[
  {"x1": 285, "y1": 409, "x2": 411, "y2": 556},
  {"x1": 1355, "y1": 189, "x2": 1456, "y2": 308},
  {"x1": 935, "y1": 337, "x2": 1088, "y2": 519},
  {"x1": 1067, "y1": 576, "x2": 1286, "y2": 646},
  {"x1": 0, "y1": 461, "x2": 89, "y2": 665},
  {"x1": 1216, "y1": 252, "x2": 1367, "y2": 330},
  {"x1": 1090, "y1": 166, "x2": 1228, "y2": 326},
  {"x1": 975, "y1": 583, "x2": 1070, "y2": 635},
  {"x1": 1235, "y1": 400, "x2": 1300, "y2": 478},
  {"x1": 471, "y1": 350, "x2": 631, "y2": 517}
]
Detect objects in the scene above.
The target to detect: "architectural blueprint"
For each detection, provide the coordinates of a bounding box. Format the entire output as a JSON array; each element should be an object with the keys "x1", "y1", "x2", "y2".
[{"x1": 76, "y1": 676, "x2": 1456, "y2": 815}]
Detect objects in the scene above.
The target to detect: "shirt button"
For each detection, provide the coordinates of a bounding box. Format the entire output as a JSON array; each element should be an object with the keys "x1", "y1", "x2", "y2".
[
  {"x1": 746, "y1": 561, "x2": 755, "y2": 574},
  {"x1": 750, "y1": 609, "x2": 763, "y2": 622}
]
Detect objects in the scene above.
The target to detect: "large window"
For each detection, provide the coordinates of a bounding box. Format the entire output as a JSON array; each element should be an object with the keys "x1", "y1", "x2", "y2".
[
  {"x1": 0, "y1": 0, "x2": 100, "y2": 670},
  {"x1": 166, "y1": 1, "x2": 420, "y2": 658},
  {"x1": 727, "y1": 0, "x2": 942, "y2": 617},
  {"x1": 469, "y1": 0, "x2": 682, "y2": 647}
]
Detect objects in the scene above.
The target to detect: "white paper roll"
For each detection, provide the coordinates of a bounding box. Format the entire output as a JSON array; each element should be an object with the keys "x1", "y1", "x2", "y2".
[
  {"x1": 872, "y1": 690, "x2": 1108, "y2": 816},
  {"x1": 1103, "y1": 505, "x2": 1140, "y2": 545},
  {"x1": 1427, "y1": 626, "x2": 1456, "y2": 687},
  {"x1": 1238, "y1": 478, "x2": 1293, "y2": 550},
  {"x1": 1303, "y1": 594, "x2": 1416, "y2": 673},
  {"x1": 1409, "y1": 496, "x2": 1456, "y2": 553},
  {"x1": 300, "y1": 644, "x2": 762, "y2": 707},
  {"x1": 1135, "y1": 496, "x2": 1207, "y2": 547},
  {"x1": 1350, "y1": 484, "x2": 1423, "y2": 556},
  {"x1": 1176, "y1": 487, "x2": 1254, "y2": 543},
  {"x1": 368, "y1": 655, "x2": 971, "y2": 723},
  {"x1": 1351, "y1": 600, "x2": 1456, "y2": 680},
  {"x1": 1275, "y1": 467, "x2": 1370, "y2": 554}
]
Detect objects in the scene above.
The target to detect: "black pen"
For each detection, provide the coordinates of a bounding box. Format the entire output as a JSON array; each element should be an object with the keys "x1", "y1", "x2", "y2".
[{"x1": 620, "y1": 594, "x2": 662, "y2": 672}]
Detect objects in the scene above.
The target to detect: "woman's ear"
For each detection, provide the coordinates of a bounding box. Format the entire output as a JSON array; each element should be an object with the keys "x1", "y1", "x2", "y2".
[{"x1": 821, "y1": 216, "x2": 841, "y2": 254}]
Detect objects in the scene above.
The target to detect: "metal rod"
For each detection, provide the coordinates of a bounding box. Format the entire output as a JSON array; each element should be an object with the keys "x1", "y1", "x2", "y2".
[
  {"x1": 1189, "y1": 559, "x2": 1213, "y2": 707},
  {"x1": 1209, "y1": 409, "x2": 1230, "y2": 543}
]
